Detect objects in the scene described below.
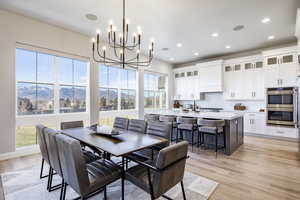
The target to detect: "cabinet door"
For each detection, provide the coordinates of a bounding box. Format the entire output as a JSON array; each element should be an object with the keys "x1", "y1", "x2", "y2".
[
  {"x1": 224, "y1": 69, "x2": 234, "y2": 100},
  {"x1": 278, "y1": 53, "x2": 297, "y2": 87},
  {"x1": 232, "y1": 70, "x2": 244, "y2": 100},
  {"x1": 253, "y1": 113, "x2": 266, "y2": 134},
  {"x1": 264, "y1": 56, "x2": 280, "y2": 88},
  {"x1": 243, "y1": 114, "x2": 252, "y2": 133},
  {"x1": 252, "y1": 69, "x2": 265, "y2": 100}
]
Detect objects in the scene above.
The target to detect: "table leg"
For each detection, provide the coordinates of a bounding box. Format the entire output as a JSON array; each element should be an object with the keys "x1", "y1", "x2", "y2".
[{"x1": 121, "y1": 157, "x2": 125, "y2": 200}]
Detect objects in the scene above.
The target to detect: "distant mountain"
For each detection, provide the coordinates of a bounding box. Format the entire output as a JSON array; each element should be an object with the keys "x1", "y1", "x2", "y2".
[{"x1": 18, "y1": 84, "x2": 86, "y2": 100}]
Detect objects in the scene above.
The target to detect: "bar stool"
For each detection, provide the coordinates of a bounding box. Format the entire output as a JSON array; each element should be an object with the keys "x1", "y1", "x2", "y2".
[
  {"x1": 159, "y1": 115, "x2": 177, "y2": 142},
  {"x1": 198, "y1": 119, "x2": 226, "y2": 156},
  {"x1": 177, "y1": 117, "x2": 199, "y2": 147},
  {"x1": 144, "y1": 114, "x2": 160, "y2": 122}
]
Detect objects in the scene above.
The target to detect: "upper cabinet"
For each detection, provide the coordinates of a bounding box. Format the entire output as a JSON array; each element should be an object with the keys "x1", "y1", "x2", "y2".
[
  {"x1": 173, "y1": 60, "x2": 223, "y2": 100},
  {"x1": 197, "y1": 60, "x2": 223, "y2": 93},
  {"x1": 263, "y1": 47, "x2": 298, "y2": 88},
  {"x1": 173, "y1": 65, "x2": 200, "y2": 100},
  {"x1": 223, "y1": 55, "x2": 265, "y2": 101}
]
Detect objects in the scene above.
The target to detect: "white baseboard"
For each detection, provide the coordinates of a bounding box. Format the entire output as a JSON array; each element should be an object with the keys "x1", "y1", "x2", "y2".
[{"x1": 0, "y1": 145, "x2": 40, "y2": 161}]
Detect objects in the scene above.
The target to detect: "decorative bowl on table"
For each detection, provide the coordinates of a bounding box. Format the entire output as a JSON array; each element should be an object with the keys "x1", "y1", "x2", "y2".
[{"x1": 88, "y1": 124, "x2": 120, "y2": 136}]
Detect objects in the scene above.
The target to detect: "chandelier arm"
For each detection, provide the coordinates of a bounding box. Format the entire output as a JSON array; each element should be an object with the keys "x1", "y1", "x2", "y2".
[{"x1": 96, "y1": 46, "x2": 121, "y2": 63}]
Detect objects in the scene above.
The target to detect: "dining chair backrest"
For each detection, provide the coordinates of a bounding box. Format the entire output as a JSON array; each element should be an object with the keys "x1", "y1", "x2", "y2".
[
  {"x1": 146, "y1": 121, "x2": 171, "y2": 148},
  {"x1": 128, "y1": 119, "x2": 147, "y2": 134},
  {"x1": 152, "y1": 141, "x2": 188, "y2": 198},
  {"x1": 36, "y1": 124, "x2": 50, "y2": 164},
  {"x1": 198, "y1": 119, "x2": 225, "y2": 127},
  {"x1": 43, "y1": 127, "x2": 63, "y2": 177},
  {"x1": 55, "y1": 134, "x2": 90, "y2": 195},
  {"x1": 61, "y1": 121, "x2": 84, "y2": 130},
  {"x1": 144, "y1": 114, "x2": 159, "y2": 122},
  {"x1": 113, "y1": 117, "x2": 129, "y2": 130}
]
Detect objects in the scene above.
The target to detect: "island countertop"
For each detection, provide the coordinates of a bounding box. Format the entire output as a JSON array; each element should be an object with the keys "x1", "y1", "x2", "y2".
[{"x1": 146, "y1": 110, "x2": 243, "y2": 120}]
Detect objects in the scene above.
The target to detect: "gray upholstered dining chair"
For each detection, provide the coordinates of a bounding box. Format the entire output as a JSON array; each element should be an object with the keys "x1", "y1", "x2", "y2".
[
  {"x1": 60, "y1": 121, "x2": 84, "y2": 130},
  {"x1": 198, "y1": 119, "x2": 226, "y2": 156},
  {"x1": 61, "y1": 121, "x2": 103, "y2": 157},
  {"x1": 113, "y1": 117, "x2": 129, "y2": 130},
  {"x1": 43, "y1": 127, "x2": 65, "y2": 199},
  {"x1": 159, "y1": 115, "x2": 177, "y2": 141},
  {"x1": 125, "y1": 141, "x2": 188, "y2": 200},
  {"x1": 177, "y1": 117, "x2": 199, "y2": 148},
  {"x1": 128, "y1": 119, "x2": 147, "y2": 134},
  {"x1": 55, "y1": 134, "x2": 123, "y2": 200},
  {"x1": 36, "y1": 124, "x2": 50, "y2": 181},
  {"x1": 144, "y1": 114, "x2": 160, "y2": 122},
  {"x1": 128, "y1": 121, "x2": 171, "y2": 162}
]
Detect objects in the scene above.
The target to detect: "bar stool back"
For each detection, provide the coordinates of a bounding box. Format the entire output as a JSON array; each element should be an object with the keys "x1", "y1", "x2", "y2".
[
  {"x1": 144, "y1": 114, "x2": 160, "y2": 122},
  {"x1": 159, "y1": 115, "x2": 177, "y2": 141},
  {"x1": 198, "y1": 119, "x2": 226, "y2": 156}
]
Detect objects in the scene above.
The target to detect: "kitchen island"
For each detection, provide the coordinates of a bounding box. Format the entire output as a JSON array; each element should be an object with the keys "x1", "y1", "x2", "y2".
[{"x1": 147, "y1": 110, "x2": 244, "y2": 155}]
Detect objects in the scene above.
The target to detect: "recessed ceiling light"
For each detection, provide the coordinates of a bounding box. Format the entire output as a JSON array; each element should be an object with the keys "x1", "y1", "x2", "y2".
[
  {"x1": 211, "y1": 32, "x2": 219, "y2": 37},
  {"x1": 233, "y1": 25, "x2": 245, "y2": 31},
  {"x1": 169, "y1": 58, "x2": 175, "y2": 61},
  {"x1": 268, "y1": 35, "x2": 275, "y2": 40},
  {"x1": 161, "y1": 47, "x2": 169, "y2": 51},
  {"x1": 225, "y1": 45, "x2": 231, "y2": 49},
  {"x1": 176, "y1": 43, "x2": 182, "y2": 47},
  {"x1": 85, "y1": 13, "x2": 98, "y2": 21},
  {"x1": 261, "y1": 17, "x2": 271, "y2": 24},
  {"x1": 194, "y1": 52, "x2": 199, "y2": 56}
]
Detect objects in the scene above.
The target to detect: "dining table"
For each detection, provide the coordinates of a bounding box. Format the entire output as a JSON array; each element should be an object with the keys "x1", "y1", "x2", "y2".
[{"x1": 61, "y1": 127, "x2": 168, "y2": 157}]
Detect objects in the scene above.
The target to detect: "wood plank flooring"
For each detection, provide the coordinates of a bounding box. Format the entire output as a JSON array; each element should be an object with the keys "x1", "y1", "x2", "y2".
[{"x1": 0, "y1": 136, "x2": 299, "y2": 200}]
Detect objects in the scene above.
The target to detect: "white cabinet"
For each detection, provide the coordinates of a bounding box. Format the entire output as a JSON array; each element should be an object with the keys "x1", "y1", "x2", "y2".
[
  {"x1": 173, "y1": 66, "x2": 200, "y2": 100},
  {"x1": 263, "y1": 48, "x2": 298, "y2": 88},
  {"x1": 224, "y1": 56, "x2": 264, "y2": 100},
  {"x1": 244, "y1": 112, "x2": 266, "y2": 134},
  {"x1": 197, "y1": 60, "x2": 223, "y2": 92}
]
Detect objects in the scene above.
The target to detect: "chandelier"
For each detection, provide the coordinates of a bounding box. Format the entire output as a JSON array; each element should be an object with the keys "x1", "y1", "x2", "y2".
[{"x1": 92, "y1": 0, "x2": 154, "y2": 69}]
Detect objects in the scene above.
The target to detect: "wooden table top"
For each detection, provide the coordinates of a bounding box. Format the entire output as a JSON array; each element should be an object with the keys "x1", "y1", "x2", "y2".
[{"x1": 61, "y1": 127, "x2": 168, "y2": 157}]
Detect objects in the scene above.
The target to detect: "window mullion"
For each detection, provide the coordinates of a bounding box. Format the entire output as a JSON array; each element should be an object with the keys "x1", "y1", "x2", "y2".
[{"x1": 53, "y1": 56, "x2": 60, "y2": 114}]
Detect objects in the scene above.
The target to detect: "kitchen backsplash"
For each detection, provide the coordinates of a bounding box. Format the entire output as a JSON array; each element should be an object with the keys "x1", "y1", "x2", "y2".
[{"x1": 178, "y1": 92, "x2": 265, "y2": 112}]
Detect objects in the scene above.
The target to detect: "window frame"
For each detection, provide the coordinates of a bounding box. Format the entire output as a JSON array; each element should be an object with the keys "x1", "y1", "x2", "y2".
[{"x1": 15, "y1": 47, "x2": 90, "y2": 117}]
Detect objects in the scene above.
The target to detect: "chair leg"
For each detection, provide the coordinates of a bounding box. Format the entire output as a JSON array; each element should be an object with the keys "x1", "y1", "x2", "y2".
[
  {"x1": 181, "y1": 181, "x2": 187, "y2": 200},
  {"x1": 121, "y1": 157, "x2": 125, "y2": 200},
  {"x1": 215, "y1": 133, "x2": 218, "y2": 158},
  {"x1": 47, "y1": 167, "x2": 52, "y2": 191},
  {"x1": 191, "y1": 130, "x2": 194, "y2": 151},
  {"x1": 63, "y1": 183, "x2": 67, "y2": 200},
  {"x1": 59, "y1": 179, "x2": 64, "y2": 200},
  {"x1": 39, "y1": 158, "x2": 47, "y2": 179},
  {"x1": 104, "y1": 185, "x2": 107, "y2": 200},
  {"x1": 147, "y1": 168, "x2": 155, "y2": 200},
  {"x1": 176, "y1": 128, "x2": 179, "y2": 143}
]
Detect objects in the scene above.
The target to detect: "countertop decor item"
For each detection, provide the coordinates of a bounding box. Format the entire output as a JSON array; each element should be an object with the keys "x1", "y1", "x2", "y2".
[
  {"x1": 91, "y1": 0, "x2": 154, "y2": 69},
  {"x1": 234, "y1": 103, "x2": 246, "y2": 111}
]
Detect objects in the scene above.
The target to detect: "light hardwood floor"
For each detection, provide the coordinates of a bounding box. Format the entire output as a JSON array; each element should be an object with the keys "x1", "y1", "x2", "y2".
[{"x1": 0, "y1": 136, "x2": 299, "y2": 200}]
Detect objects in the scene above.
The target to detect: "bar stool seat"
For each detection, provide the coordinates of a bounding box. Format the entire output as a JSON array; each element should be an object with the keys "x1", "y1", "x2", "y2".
[{"x1": 198, "y1": 126, "x2": 223, "y2": 134}]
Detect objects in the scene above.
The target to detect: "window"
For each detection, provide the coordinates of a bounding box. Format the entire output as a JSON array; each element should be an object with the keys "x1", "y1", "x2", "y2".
[
  {"x1": 121, "y1": 68, "x2": 136, "y2": 110},
  {"x1": 144, "y1": 72, "x2": 167, "y2": 109},
  {"x1": 16, "y1": 48, "x2": 88, "y2": 115},
  {"x1": 59, "y1": 58, "x2": 87, "y2": 113},
  {"x1": 16, "y1": 49, "x2": 54, "y2": 115},
  {"x1": 99, "y1": 65, "x2": 137, "y2": 111}
]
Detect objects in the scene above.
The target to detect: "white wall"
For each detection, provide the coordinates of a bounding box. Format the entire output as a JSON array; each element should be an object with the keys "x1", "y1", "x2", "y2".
[{"x1": 0, "y1": 9, "x2": 172, "y2": 154}]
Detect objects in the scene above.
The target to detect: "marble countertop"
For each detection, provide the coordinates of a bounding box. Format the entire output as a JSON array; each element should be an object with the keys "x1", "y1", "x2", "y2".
[{"x1": 146, "y1": 110, "x2": 243, "y2": 120}]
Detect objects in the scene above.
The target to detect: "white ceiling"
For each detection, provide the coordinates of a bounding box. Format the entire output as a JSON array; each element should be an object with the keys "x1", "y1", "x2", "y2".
[{"x1": 0, "y1": 0, "x2": 299, "y2": 65}]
